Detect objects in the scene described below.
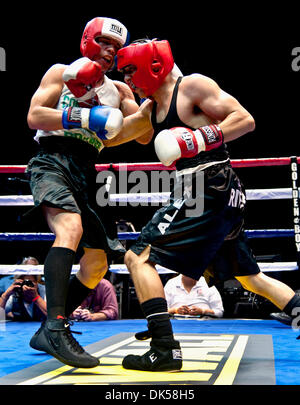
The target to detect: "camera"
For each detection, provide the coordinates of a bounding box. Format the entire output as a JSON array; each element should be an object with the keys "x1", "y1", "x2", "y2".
[
  {"x1": 14, "y1": 279, "x2": 35, "y2": 298},
  {"x1": 21, "y1": 279, "x2": 35, "y2": 288}
]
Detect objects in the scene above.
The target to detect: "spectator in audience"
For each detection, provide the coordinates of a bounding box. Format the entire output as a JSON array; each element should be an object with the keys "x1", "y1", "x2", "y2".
[
  {"x1": 164, "y1": 274, "x2": 224, "y2": 318},
  {"x1": 0, "y1": 257, "x2": 40, "y2": 295},
  {"x1": 70, "y1": 277, "x2": 118, "y2": 321},
  {"x1": 0, "y1": 257, "x2": 47, "y2": 321}
]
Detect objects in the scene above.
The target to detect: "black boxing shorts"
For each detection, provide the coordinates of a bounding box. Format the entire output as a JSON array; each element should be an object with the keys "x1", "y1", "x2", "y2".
[
  {"x1": 129, "y1": 162, "x2": 260, "y2": 281},
  {"x1": 26, "y1": 136, "x2": 125, "y2": 256}
]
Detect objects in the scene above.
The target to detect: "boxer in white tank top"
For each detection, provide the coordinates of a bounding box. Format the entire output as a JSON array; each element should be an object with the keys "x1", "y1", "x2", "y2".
[
  {"x1": 34, "y1": 74, "x2": 122, "y2": 152},
  {"x1": 26, "y1": 17, "x2": 152, "y2": 369}
]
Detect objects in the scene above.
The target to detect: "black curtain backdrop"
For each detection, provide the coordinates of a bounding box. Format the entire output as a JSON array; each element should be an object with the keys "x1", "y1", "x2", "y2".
[{"x1": 0, "y1": 5, "x2": 299, "y2": 164}]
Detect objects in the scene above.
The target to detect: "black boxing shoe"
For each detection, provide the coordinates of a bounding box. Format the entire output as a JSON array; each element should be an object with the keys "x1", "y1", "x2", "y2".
[
  {"x1": 135, "y1": 329, "x2": 152, "y2": 340},
  {"x1": 270, "y1": 312, "x2": 292, "y2": 326},
  {"x1": 122, "y1": 336, "x2": 182, "y2": 372},
  {"x1": 30, "y1": 318, "x2": 99, "y2": 368},
  {"x1": 30, "y1": 320, "x2": 46, "y2": 346}
]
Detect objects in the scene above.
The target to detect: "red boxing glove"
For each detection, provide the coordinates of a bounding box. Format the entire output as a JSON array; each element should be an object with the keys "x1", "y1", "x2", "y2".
[
  {"x1": 154, "y1": 124, "x2": 224, "y2": 166},
  {"x1": 62, "y1": 57, "x2": 103, "y2": 98}
]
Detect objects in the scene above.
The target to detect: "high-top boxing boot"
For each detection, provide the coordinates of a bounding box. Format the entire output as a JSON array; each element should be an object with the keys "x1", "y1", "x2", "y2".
[
  {"x1": 122, "y1": 298, "x2": 182, "y2": 371},
  {"x1": 30, "y1": 317, "x2": 99, "y2": 368}
]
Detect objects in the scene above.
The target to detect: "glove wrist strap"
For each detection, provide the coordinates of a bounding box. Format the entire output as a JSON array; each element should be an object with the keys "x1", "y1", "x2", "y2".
[{"x1": 62, "y1": 107, "x2": 89, "y2": 130}]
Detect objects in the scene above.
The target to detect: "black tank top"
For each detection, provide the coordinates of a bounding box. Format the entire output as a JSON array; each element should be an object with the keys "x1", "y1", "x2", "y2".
[{"x1": 151, "y1": 77, "x2": 229, "y2": 171}]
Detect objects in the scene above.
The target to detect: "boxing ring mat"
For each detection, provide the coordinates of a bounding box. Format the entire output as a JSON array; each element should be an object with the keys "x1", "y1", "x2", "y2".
[{"x1": 0, "y1": 321, "x2": 279, "y2": 386}]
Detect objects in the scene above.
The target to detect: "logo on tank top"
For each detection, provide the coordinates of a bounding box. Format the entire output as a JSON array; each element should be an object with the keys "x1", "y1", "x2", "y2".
[{"x1": 228, "y1": 187, "x2": 246, "y2": 209}]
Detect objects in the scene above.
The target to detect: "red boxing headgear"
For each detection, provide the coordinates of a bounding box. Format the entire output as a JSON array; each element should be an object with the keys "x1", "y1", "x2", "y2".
[
  {"x1": 117, "y1": 40, "x2": 174, "y2": 97},
  {"x1": 80, "y1": 17, "x2": 129, "y2": 61}
]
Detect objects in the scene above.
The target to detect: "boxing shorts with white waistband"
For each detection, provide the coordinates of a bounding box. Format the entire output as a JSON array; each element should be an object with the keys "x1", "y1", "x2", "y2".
[
  {"x1": 129, "y1": 161, "x2": 260, "y2": 281},
  {"x1": 26, "y1": 136, "x2": 125, "y2": 256}
]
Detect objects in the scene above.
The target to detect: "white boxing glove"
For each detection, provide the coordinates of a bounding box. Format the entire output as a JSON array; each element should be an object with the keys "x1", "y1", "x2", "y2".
[{"x1": 154, "y1": 125, "x2": 224, "y2": 166}]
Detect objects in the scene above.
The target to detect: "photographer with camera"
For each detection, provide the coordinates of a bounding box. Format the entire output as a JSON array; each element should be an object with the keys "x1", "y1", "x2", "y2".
[{"x1": 0, "y1": 257, "x2": 47, "y2": 321}]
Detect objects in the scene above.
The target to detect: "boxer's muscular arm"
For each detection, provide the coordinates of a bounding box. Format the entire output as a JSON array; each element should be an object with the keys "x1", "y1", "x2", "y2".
[
  {"x1": 27, "y1": 64, "x2": 66, "y2": 130},
  {"x1": 104, "y1": 97, "x2": 154, "y2": 147},
  {"x1": 113, "y1": 80, "x2": 138, "y2": 118},
  {"x1": 28, "y1": 67, "x2": 129, "y2": 140},
  {"x1": 187, "y1": 74, "x2": 255, "y2": 142}
]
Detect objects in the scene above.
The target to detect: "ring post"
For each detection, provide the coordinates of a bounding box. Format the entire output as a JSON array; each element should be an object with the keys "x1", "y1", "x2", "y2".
[{"x1": 290, "y1": 156, "x2": 300, "y2": 270}]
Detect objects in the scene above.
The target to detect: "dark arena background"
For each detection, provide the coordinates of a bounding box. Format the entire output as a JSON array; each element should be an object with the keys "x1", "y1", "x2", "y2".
[{"x1": 0, "y1": 4, "x2": 300, "y2": 393}]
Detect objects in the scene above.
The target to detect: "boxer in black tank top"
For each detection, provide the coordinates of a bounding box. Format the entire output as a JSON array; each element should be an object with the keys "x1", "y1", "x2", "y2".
[
  {"x1": 118, "y1": 39, "x2": 299, "y2": 372},
  {"x1": 151, "y1": 77, "x2": 230, "y2": 171},
  {"x1": 129, "y1": 75, "x2": 257, "y2": 280},
  {"x1": 151, "y1": 77, "x2": 188, "y2": 133}
]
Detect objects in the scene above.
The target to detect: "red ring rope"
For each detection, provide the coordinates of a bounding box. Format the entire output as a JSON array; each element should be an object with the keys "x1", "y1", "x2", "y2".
[{"x1": 0, "y1": 157, "x2": 299, "y2": 173}]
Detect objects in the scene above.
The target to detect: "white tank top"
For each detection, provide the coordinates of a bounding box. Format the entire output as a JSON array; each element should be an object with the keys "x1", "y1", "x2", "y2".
[{"x1": 34, "y1": 75, "x2": 121, "y2": 152}]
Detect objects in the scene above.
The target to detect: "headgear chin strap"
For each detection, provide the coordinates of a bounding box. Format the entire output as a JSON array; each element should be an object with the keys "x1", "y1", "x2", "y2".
[
  {"x1": 117, "y1": 40, "x2": 174, "y2": 97},
  {"x1": 80, "y1": 17, "x2": 129, "y2": 61}
]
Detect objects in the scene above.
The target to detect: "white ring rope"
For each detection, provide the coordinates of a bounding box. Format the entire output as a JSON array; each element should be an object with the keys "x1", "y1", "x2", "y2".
[
  {"x1": 110, "y1": 188, "x2": 300, "y2": 204},
  {"x1": 0, "y1": 262, "x2": 297, "y2": 276},
  {"x1": 0, "y1": 187, "x2": 299, "y2": 206}
]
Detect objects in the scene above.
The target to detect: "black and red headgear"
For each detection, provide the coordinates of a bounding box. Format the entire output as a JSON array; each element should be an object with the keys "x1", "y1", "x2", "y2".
[{"x1": 117, "y1": 39, "x2": 174, "y2": 97}]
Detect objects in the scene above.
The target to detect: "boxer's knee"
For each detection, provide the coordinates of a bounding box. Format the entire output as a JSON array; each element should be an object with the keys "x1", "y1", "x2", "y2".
[
  {"x1": 236, "y1": 272, "x2": 266, "y2": 295},
  {"x1": 63, "y1": 218, "x2": 83, "y2": 240},
  {"x1": 43, "y1": 206, "x2": 83, "y2": 249},
  {"x1": 78, "y1": 248, "x2": 108, "y2": 288},
  {"x1": 124, "y1": 249, "x2": 139, "y2": 273},
  {"x1": 55, "y1": 219, "x2": 83, "y2": 249},
  {"x1": 125, "y1": 245, "x2": 153, "y2": 276}
]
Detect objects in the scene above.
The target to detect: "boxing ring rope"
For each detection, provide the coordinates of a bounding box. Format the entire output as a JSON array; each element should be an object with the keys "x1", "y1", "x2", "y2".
[
  {"x1": 1, "y1": 156, "x2": 300, "y2": 173},
  {"x1": 0, "y1": 262, "x2": 298, "y2": 276},
  {"x1": 0, "y1": 188, "x2": 299, "y2": 206},
  {"x1": 0, "y1": 156, "x2": 299, "y2": 275}
]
